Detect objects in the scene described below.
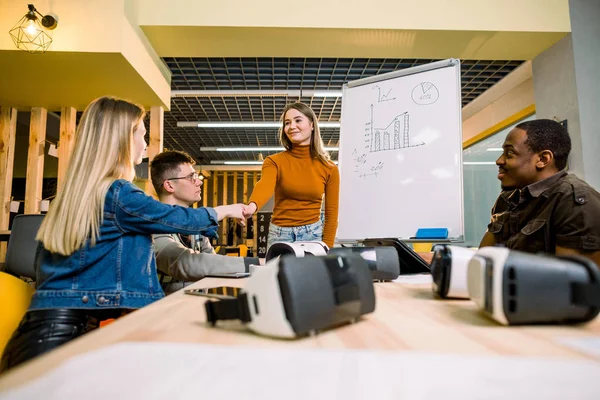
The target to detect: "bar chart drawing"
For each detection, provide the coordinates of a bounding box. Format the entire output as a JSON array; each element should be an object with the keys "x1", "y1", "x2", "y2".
[{"x1": 367, "y1": 105, "x2": 424, "y2": 153}]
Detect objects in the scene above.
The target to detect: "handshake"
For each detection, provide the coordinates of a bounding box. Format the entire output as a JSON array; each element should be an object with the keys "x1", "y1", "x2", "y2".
[{"x1": 213, "y1": 202, "x2": 258, "y2": 226}]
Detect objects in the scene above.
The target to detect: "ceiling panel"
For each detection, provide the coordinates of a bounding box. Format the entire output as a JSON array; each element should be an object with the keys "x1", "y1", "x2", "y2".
[{"x1": 161, "y1": 58, "x2": 524, "y2": 165}]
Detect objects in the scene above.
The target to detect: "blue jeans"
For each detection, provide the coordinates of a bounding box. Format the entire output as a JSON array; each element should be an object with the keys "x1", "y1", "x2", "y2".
[{"x1": 267, "y1": 220, "x2": 323, "y2": 250}]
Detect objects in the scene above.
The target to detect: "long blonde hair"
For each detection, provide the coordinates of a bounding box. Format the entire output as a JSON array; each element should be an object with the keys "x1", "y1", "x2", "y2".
[
  {"x1": 37, "y1": 96, "x2": 146, "y2": 255},
  {"x1": 279, "y1": 102, "x2": 332, "y2": 165}
]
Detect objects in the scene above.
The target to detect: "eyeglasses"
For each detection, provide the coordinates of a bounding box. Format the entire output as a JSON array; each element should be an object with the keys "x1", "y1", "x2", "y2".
[{"x1": 167, "y1": 172, "x2": 202, "y2": 183}]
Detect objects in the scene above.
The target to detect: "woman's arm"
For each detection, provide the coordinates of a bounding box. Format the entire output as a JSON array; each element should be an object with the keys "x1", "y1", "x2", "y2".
[
  {"x1": 322, "y1": 165, "x2": 340, "y2": 247},
  {"x1": 114, "y1": 181, "x2": 222, "y2": 237},
  {"x1": 246, "y1": 157, "x2": 278, "y2": 216}
]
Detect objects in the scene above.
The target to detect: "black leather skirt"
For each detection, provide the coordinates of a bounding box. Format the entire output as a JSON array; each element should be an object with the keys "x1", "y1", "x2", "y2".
[{"x1": 1, "y1": 308, "x2": 124, "y2": 373}]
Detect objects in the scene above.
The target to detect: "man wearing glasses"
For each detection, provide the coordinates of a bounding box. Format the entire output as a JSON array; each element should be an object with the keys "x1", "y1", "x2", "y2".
[{"x1": 150, "y1": 151, "x2": 259, "y2": 294}]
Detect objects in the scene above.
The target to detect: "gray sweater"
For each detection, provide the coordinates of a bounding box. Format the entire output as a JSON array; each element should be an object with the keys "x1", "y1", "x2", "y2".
[{"x1": 153, "y1": 233, "x2": 258, "y2": 294}]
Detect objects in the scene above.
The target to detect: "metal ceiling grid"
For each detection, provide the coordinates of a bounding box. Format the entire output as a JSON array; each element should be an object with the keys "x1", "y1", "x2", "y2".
[{"x1": 161, "y1": 58, "x2": 524, "y2": 164}]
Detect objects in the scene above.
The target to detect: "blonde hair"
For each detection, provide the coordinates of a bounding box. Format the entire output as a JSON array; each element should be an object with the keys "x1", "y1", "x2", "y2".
[
  {"x1": 37, "y1": 96, "x2": 146, "y2": 255},
  {"x1": 279, "y1": 102, "x2": 332, "y2": 165}
]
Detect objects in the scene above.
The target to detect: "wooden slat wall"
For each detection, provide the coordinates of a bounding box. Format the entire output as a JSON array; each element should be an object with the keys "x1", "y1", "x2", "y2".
[
  {"x1": 0, "y1": 107, "x2": 17, "y2": 264},
  {"x1": 57, "y1": 107, "x2": 77, "y2": 192},
  {"x1": 242, "y1": 172, "x2": 248, "y2": 244},
  {"x1": 24, "y1": 107, "x2": 47, "y2": 214},
  {"x1": 221, "y1": 172, "x2": 228, "y2": 244},
  {"x1": 146, "y1": 106, "x2": 164, "y2": 198},
  {"x1": 202, "y1": 174, "x2": 208, "y2": 207},
  {"x1": 203, "y1": 171, "x2": 260, "y2": 254},
  {"x1": 232, "y1": 172, "x2": 238, "y2": 245}
]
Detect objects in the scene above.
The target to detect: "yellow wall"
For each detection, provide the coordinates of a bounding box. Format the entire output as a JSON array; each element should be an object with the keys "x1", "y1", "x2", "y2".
[
  {"x1": 462, "y1": 62, "x2": 536, "y2": 144},
  {"x1": 131, "y1": 0, "x2": 570, "y2": 59},
  {"x1": 463, "y1": 80, "x2": 535, "y2": 144},
  {"x1": 131, "y1": 0, "x2": 570, "y2": 31},
  {"x1": 0, "y1": 0, "x2": 170, "y2": 110}
]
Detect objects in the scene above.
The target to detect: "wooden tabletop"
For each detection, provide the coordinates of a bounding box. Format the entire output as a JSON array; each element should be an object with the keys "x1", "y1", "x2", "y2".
[{"x1": 1, "y1": 276, "x2": 599, "y2": 391}]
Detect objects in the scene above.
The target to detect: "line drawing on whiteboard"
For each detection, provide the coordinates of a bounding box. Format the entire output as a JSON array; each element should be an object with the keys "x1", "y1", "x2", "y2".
[
  {"x1": 367, "y1": 105, "x2": 424, "y2": 153},
  {"x1": 351, "y1": 149, "x2": 383, "y2": 179},
  {"x1": 411, "y1": 82, "x2": 439, "y2": 105},
  {"x1": 373, "y1": 85, "x2": 396, "y2": 103}
]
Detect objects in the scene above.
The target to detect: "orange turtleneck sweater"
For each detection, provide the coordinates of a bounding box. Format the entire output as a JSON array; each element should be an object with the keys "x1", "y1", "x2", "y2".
[{"x1": 249, "y1": 145, "x2": 340, "y2": 247}]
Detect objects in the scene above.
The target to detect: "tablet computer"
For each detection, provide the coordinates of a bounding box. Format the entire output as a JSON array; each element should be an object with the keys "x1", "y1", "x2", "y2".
[
  {"x1": 362, "y1": 238, "x2": 431, "y2": 274},
  {"x1": 205, "y1": 272, "x2": 250, "y2": 279},
  {"x1": 184, "y1": 286, "x2": 241, "y2": 299}
]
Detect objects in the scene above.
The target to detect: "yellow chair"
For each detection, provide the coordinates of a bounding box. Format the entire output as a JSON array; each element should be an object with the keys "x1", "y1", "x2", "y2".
[
  {"x1": 237, "y1": 244, "x2": 248, "y2": 257},
  {"x1": 413, "y1": 242, "x2": 433, "y2": 253},
  {"x1": 0, "y1": 272, "x2": 34, "y2": 354}
]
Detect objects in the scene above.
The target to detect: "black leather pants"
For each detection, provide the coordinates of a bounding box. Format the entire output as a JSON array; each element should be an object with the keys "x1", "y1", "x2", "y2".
[{"x1": 0, "y1": 308, "x2": 123, "y2": 373}]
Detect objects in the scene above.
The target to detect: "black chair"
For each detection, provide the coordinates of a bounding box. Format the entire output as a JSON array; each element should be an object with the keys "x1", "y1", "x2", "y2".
[{"x1": 4, "y1": 214, "x2": 44, "y2": 280}]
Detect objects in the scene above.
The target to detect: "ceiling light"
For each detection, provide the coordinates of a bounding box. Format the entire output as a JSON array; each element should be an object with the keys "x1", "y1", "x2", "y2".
[
  {"x1": 486, "y1": 148, "x2": 503, "y2": 152},
  {"x1": 9, "y1": 4, "x2": 58, "y2": 53},
  {"x1": 211, "y1": 161, "x2": 265, "y2": 165},
  {"x1": 177, "y1": 121, "x2": 341, "y2": 128},
  {"x1": 319, "y1": 122, "x2": 341, "y2": 128},
  {"x1": 310, "y1": 91, "x2": 343, "y2": 98},
  {"x1": 463, "y1": 162, "x2": 497, "y2": 165},
  {"x1": 211, "y1": 160, "x2": 339, "y2": 165},
  {"x1": 200, "y1": 146, "x2": 339, "y2": 152},
  {"x1": 172, "y1": 90, "x2": 295, "y2": 98},
  {"x1": 171, "y1": 90, "x2": 343, "y2": 99}
]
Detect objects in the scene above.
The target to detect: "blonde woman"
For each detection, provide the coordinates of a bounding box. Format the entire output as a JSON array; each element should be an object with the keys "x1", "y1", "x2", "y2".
[
  {"x1": 1, "y1": 96, "x2": 245, "y2": 371},
  {"x1": 244, "y1": 102, "x2": 340, "y2": 249}
]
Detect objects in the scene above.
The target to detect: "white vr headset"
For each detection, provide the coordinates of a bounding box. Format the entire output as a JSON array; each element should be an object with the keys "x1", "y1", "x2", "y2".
[
  {"x1": 265, "y1": 241, "x2": 329, "y2": 261},
  {"x1": 205, "y1": 253, "x2": 376, "y2": 338},
  {"x1": 430, "y1": 245, "x2": 477, "y2": 299},
  {"x1": 266, "y1": 241, "x2": 402, "y2": 281},
  {"x1": 467, "y1": 247, "x2": 600, "y2": 325}
]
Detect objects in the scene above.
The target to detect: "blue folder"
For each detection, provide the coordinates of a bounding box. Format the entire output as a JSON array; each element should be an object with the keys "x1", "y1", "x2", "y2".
[{"x1": 415, "y1": 228, "x2": 449, "y2": 239}]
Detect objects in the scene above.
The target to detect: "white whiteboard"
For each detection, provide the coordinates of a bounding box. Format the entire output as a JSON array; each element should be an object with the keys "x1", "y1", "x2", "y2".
[{"x1": 337, "y1": 59, "x2": 464, "y2": 242}]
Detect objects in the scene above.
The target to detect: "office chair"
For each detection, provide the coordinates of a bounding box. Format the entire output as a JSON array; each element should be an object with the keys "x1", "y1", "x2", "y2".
[
  {"x1": 0, "y1": 271, "x2": 34, "y2": 354},
  {"x1": 4, "y1": 214, "x2": 45, "y2": 280}
]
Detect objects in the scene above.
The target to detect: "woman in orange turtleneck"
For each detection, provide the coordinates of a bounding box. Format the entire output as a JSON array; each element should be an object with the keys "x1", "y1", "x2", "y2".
[{"x1": 244, "y1": 102, "x2": 340, "y2": 249}]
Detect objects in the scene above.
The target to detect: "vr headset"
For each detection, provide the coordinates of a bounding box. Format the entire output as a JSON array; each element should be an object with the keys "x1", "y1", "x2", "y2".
[
  {"x1": 205, "y1": 253, "x2": 376, "y2": 338},
  {"x1": 430, "y1": 245, "x2": 476, "y2": 299},
  {"x1": 329, "y1": 246, "x2": 400, "y2": 281},
  {"x1": 467, "y1": 247, "x2": 600, "y2": 325},
  {"x1": 265, "y1": 241, "x2": 329, "y2": 261}
]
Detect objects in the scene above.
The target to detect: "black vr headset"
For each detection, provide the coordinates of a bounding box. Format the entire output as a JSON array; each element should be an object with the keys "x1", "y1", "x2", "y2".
[
  {"x1": 205, "y1": 253, "x2": 376, "y2": 338},
  {"x1": 467, "y1": 247, "x2": 600, "y2": 325},
  {"x1": 329, "y1": 246, "x2": 400, "y2": 281}
]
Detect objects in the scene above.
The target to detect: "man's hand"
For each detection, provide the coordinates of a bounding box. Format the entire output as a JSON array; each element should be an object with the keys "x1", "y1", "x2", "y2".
[{"x1": 243, "y1": 202, "x2": 258, "y2": 219}]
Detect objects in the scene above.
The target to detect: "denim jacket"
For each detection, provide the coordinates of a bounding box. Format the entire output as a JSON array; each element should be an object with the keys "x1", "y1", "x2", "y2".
[{"x1": 30, "y1": 179, "x2": 219, "y2": 310}]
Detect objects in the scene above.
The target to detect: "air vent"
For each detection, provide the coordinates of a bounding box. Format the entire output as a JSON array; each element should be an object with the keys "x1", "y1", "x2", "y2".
[
  {"x1": 508, "y1": 266, "x2": 516, "y2": 280},
  {"x1": 508, "y1": 299, "x2": 517, "y2": 313}
]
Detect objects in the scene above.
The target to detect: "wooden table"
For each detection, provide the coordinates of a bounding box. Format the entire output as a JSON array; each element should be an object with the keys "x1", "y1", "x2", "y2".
[
  {"x1": 1, "y1": 277, "x2": 599, "y2": 391},
  {"x1": 0, "y1": 230, "x2": 10, "y2": 242}
]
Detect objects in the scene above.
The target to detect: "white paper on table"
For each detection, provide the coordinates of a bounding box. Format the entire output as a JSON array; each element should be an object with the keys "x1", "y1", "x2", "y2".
[
  {"x1": 1, "y1": 342, "x2": 600, "y2": 400},
  {"x1": 557, "y1": 337, "x2": 600, "y2": 358},
  {"x1": 393, "y1": 273, "x2": 433, "y2": 285}
]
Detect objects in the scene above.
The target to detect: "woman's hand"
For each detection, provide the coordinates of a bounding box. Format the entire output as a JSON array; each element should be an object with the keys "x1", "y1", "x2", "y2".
[
  {"x1": 214, "y1": 204, "x2": 247, "y2": 226},
  {"x1": 243, "y1": 202, "x2": 258, "y2": 218}
]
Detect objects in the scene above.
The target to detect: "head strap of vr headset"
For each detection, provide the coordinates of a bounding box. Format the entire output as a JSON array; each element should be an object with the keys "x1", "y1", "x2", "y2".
[
  {"x1": 566, "y1": 255, "x2": 600, "y2": 308},
  {"x1": 571, "y1": 282, "x2": 600, "y2": 307},
  {"x1": 205, "y1": 293, "x2": 252, "y2": 325}
]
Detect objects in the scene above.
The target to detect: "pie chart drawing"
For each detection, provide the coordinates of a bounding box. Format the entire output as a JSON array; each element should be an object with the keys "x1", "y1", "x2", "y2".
[{"x1": 411, "y1": 82, "x2": 439, "y2": 105}]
